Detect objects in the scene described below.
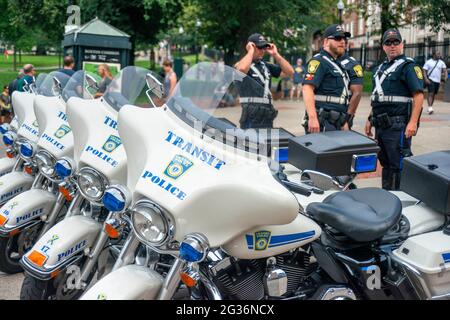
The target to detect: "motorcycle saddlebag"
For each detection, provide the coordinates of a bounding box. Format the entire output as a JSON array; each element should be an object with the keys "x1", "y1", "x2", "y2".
[
  {"x1": 400, "y1": 151, "x2": 450, "y2": 215},
  {"x1": 288, "y1": 131, "x2": 379, "y2": 176}
]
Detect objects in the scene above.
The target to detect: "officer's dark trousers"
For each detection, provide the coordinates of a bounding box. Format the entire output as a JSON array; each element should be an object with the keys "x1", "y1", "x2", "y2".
[{"x1": 375, "y1": 121, "x2": 412, "y2": 191}]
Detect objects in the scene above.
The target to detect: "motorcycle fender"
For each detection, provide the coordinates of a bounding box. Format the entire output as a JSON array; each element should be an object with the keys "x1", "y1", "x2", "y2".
[
  {"x1": 80, "y1": 265, "x2": 164, "y2": 300},
  {"x1": 0, "y1": 189, "x2": 57, "y2": 234},
  {"x1": 0, "y1": 157, "x2": 15, "y2": 178},
  {"x1": 23, "y1": 215, "x2": 102, "y2": 270},
  {"x1": 0, "y1": 172, "x2": 34, "y2": 206}
]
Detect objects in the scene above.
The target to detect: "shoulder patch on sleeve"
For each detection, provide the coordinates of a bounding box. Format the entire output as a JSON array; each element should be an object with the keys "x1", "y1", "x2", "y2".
[
  {"x1": 353, "y1": 65, "x2": 364, "y2": 78},
  {"x1": 308, "y1": 60, "x2": 321, "y2": 74},
  {"x1": 414, "y1": 66, "x2": 423, "y2": 80}
]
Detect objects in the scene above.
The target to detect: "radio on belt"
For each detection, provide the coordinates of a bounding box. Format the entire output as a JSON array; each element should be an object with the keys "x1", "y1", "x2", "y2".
[{"x1": 287, "y1": 131, "x2": 380, "y2": 176}]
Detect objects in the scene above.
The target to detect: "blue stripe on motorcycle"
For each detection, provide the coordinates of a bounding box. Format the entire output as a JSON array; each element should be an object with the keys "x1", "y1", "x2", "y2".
[
  {"x1": 269, "y1": 231, "x2": 316, "y2": 245},
  {"x1": 268, "y1": 235, "x2": 315, "y2": 248},
  {"x1": 246, "y1": 234, "x2": 254, "y2": 249}
]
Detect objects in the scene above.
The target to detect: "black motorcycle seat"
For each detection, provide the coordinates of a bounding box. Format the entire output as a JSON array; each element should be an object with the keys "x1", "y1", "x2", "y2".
[{"x1": 306, "y1": 188, "x2": 402, "y2": 243}]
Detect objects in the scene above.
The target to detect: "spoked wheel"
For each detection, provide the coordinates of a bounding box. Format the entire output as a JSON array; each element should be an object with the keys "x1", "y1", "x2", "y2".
[
  {"x1": 20, "y1": 260, "x2": 96, "y2": 300},
  {"x1": 0, "y1": 224, "x2": 42, "y2": 274}
]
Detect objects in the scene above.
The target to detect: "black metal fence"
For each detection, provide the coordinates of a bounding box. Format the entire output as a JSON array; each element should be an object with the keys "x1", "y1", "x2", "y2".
[{"x1": 349, "y1": 40, "x2": 450, "y2": 71}]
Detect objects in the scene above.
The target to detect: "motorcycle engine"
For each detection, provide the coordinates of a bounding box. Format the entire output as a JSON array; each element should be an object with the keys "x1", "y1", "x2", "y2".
[{"x1": 210, "y1": 250, "x2": 312, "y2": 300}]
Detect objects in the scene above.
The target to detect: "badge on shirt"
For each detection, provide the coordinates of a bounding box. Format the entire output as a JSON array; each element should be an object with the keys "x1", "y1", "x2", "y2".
[
  {"x1": 414, "y1": 66, "x2": 423, "y2": 80},
  {"x1": 353, "y1": 65, "x2": 364, "y2": 78},
  {"x1": 308, "y1": 60, "x2": 320, "y2": 74}
]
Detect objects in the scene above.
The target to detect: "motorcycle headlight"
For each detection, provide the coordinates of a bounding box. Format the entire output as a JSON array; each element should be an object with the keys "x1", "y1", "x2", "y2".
[
  {"x1": 131, "y1": 200, "x2": 174, "y2": 247},
  {"x1": 55, "y1": 157, "x2": 77, "y2": 179},
  {"x1": 35, "y1": 150, "x2": 57, "y2": 177},
  {"x1": 20, "y1": 141, "x2": 35, "y2": 159},
  {"x1": 3, "y1": 131, "x2": 17, "y2": 147},
  {"x1": 77, "y1": 167, "x2": 108, "y2": 203}
]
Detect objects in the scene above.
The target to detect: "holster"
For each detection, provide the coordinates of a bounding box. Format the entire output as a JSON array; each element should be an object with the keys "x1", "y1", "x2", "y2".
[
  {"x1": 240, "y1": 103, "x2": 278, "y2": 126},
  {"x1": 371, "y1": 113, "x2": 392, "y2": 129}
]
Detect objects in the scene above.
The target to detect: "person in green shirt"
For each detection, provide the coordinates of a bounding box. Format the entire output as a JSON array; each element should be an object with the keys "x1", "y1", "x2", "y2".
[{"x1": 17, "y1": 64, "x2": 36, "y2": 92}]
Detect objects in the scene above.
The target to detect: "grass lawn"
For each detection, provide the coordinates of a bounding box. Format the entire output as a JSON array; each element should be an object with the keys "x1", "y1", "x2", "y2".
[
  {"x1": 363, "y1": 71, "x2": 373, "y2": 93},
  {"x1": 0, "y1": 54, "x2": 60, "y2": 70}
]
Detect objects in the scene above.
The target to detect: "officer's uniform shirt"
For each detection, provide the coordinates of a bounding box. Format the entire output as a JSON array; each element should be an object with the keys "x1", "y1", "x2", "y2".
[
  {"x1": 371, "y1": 54, "x2": 424, "y2": 116},
  {"x1": 338, "y1": 53, "x2": 364, "y2": 86},
  {"x1": 240, "y1": 60, "x2": 281, "y2": 99},
  {"x1": 303, "y1": 49, "x2": 349, "y2": 113}
]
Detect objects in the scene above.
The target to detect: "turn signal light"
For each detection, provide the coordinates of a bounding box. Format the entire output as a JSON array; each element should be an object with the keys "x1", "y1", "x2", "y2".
[
  {"x1": 24, "y1": 166, "x2": 33, "y2": 175},
  {"x1": 59, "y1": 185, "x2": 73, "y2": 202},
  {"x1": 0, "y1": 215, "x2": 7, "y2": 226},
  {"x1": 28, "y1": 250, "x2": 47, "y2": 267},
  {"x1": 180, "y1": 272, "x2": 198, "y2": 288},
  {"x1": 6, "y1": 152, "x2": 14, "y2": 159},
  {"x1": 104, "y1": 220, "x2": 120, "y2": 239},
  {"x1": 50, "y1": 270, "x2": 61, "y2": 279}
]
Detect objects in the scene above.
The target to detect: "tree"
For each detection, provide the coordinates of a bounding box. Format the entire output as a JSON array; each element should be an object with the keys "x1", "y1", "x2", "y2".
[
  {"x1": 176, "y1": 0, "x2": 335, "y2": 65},
  {"x1": 356, "y1": 0, "x2": 449, "y2": 40}
]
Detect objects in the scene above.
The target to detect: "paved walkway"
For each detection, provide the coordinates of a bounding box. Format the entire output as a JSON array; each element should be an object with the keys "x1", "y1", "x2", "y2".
[{"x1": 0, "y1": 96, "x2": 449, "y2": 299}]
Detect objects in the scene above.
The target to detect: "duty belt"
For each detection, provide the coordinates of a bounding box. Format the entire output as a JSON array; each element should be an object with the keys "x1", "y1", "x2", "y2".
[
  {"x1": 240, "y1": 97, "x2": 272, "y2": 104},
  {"x1": 371, "y1": 114, "x2": 408, "y2": 129},
  {"x1": 315, "y1": 95, "x2": 347, "y2": 105},
  {"x1": 371, "y1": 95, "x2": 413, "y2": 103}
]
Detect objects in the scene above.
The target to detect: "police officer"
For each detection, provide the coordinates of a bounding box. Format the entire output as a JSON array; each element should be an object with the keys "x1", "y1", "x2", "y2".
[
  {"x1": 235, "y1": 33, "x2": 294, "y2": 129},
  {"x1": 365, "y1": 29, "x2": 424, "y2": 190},
  {"x1": 338, "y1": 39, "x2": 364, "y2": 129},
  {"x1": 302, "y1": 24, "x2": 352, "y2": 133}
]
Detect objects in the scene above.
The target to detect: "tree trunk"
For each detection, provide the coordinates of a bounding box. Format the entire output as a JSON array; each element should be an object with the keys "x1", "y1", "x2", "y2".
[
  {"x1": 19, "y1": 50, "x2": 22, "y2": 64},
  {"x1": 13, "y1": 46, "x2": 17, "y2": 71}
]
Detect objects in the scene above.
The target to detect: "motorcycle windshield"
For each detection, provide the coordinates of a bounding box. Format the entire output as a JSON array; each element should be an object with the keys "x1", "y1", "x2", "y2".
[
  {"x1": 61, "y1": 70, "x2": 101, "y2": 102},
  {"x1": 33, "y1": 73, "x2": 48, "y2": 93},
  {"x1": 166, "y1": 62, "x2": 271, "y2": 155},
  {"x1": 37, "y1": 71, "x2": 71, "y2": 97},
  {"x1": 102, "y1": 66, "x2": 162, "y2": 111}
]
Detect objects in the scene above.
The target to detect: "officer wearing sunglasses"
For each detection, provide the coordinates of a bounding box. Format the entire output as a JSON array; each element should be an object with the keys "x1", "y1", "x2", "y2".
[
  {"x1": 235, "y1": 33, "x2": 294, "y2": 129},
  {"x1": 302, "y1": 24, "x2": 352, "y2": 133},
  {"x1": 365, "y1": 29, "x2": 424, "y2": 190}
]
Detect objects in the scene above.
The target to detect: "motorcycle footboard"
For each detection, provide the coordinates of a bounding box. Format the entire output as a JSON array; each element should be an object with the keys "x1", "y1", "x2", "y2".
[
  {"x1": 0, "y1": 189, "x2": 57, "y2": 237},
  {"x1": 0, "y1": 172, "x2": 34, "y2": 206},
  {"x1": 20, "y1": 215, "x2": 102, "y2": 280},
  {"x1": 80, "y1": 265, "x2": 164, "y2": 300}
]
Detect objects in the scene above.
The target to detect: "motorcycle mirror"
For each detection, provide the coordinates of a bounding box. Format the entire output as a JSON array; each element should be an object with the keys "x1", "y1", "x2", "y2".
[
  {"x1": 85, "y1": 73, "x2": 100, "y2": 98},
  {"x1": 300, "y1": 170, "x2": 341, "y2": 191},
  {"x1": 145, "y1": 73, "x2": 164, "y2": 108},
  {"x1": 52, "y1": 77, "x2": 63, "y2": 96}
]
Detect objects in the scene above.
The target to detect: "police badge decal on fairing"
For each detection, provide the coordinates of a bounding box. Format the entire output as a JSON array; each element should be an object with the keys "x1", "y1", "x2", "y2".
[
  {"x1": 164, "y1": 154, "x2": 193, "y2": 180},
  {"x1": 254, "y1": 231, "x2": 271, "y2": 251},
  {"x1": 54, "y1": 124, "x2": 71, "y2": 139},
  {"x1": 102, "y1": 135, "x2": 122, "y2": 153}
]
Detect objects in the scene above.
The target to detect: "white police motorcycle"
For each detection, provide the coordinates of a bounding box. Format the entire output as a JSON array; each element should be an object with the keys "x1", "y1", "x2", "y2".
[
  {"x1": 0, "y1": 74, "x2": 48, "y2": 179},
  {"x1": 20, "y1": 66, "x2": 162, "y2": 300},
  {"x1": 0, "y1": 71, "x2": 101, "y2": 275},
  {"x1": 81, "y1": 62, "x2": 450, "y2": 300}
]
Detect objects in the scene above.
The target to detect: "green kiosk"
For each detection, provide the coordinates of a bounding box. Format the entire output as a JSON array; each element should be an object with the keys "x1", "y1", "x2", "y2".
[{"x1": 62, "y1": 17, "x2": 131, "y2": 74}]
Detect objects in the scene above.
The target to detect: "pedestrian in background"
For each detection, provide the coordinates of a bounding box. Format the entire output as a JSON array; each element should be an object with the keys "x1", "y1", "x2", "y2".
[
  {"x1": 423, "y1": 51, "x2": 448, "y2": 114},
  {"x1": 0, "y1": 85, "x2": 12, "y2": 124},
  {"x1": 280, "y1": 74, "x2": 293, "y2": 99},
  {"x1": 291, "y1": 58, "x2": 304, "y2": 100},
  {"x1": 365, "y1": 29, "x2": 424, "y2": 190},
  {"x1": 95, "y1": 64, "x2": 114, "y2": 98},
  {"x1": 162, "y1": 59, "x2": 177, "y2": 99},
  {"x1": 16, "y1": 64, "x2": 36, "y2": 92},
  {"x1": 58, "y1": 55, "x2": 76, "y2": 77}
]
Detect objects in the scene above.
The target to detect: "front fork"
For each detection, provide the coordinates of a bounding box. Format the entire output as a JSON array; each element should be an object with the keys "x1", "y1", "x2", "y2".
[
  {"x1": 111, "y1": 232, "x2": 140, "y2": 272},
  {"x1": 157, "y1": 258, "x2": 186, "y2": 300},
  {"x1": 12, "y1": 158, "x2": 24, "y2": 172},
  {"x1": 37, "y1": 193, "x2": 67, "y2": 238}
]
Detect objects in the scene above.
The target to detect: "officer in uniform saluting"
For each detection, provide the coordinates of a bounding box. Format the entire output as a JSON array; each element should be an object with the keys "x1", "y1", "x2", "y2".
[
  {"x1": 235, "y1": 33, "x2": 294, "y2": 129},
  {"x1": 302, "y1": 24, "x2": 352, "y2": 133},
  {"x1": 365, "y1": 29, "x2": 424, "y2": 190}
]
